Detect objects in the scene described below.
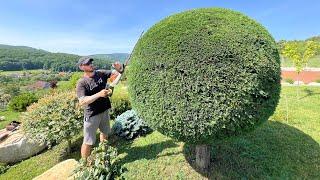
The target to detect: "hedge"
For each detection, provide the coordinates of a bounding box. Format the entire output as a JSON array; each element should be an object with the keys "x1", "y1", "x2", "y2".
[
  {"x1": 127, "y1": 8, "x2": 281, "y2": 144},
  {"x1": 22, "y1": 91, "x2": 82, "y2": 146}
]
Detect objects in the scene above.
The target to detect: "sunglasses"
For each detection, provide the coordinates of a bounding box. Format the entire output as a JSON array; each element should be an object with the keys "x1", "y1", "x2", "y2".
[{"x1": 83, "y1": 61, "x2": 93, "y2": 66}]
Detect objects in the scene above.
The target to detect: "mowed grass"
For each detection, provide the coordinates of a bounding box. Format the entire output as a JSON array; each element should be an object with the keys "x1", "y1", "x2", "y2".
[
  {"x1": 1, "y1": 86, "x2": 320, "y2": 179},
  {"x1": 0, "y1": 69, "x2": 50, "y2": 75},
  {"x1": 281, "y1": 55, "x2": 320, "y2": 67},
  {"x1": 117, "y1": 86, "x2": 320, "y2": 179},
  {"x1": 0, "y1": 110, "x2": 20, "y2": 129}
]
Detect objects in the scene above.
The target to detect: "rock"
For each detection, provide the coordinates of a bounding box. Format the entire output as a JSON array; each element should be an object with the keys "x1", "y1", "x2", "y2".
[
  {"x1": 33, "y1": 159, "x2": 79, "y2": 180},
  {"x1": 0, "y1": 116, "x2": 5, "y2": 121},
  {"x1": 0, "y1": 130, "x2": 46, "y2": 164}
]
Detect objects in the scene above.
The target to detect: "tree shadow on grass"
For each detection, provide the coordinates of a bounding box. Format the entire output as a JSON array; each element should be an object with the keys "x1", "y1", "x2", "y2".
[
  {"x1": 183, "y1": 121, "x2": 320, "y2": 179},
  {"x1": 299, "y1": 88, "x2": 320, "y2": 99},
  {"x1": 116, "y1": 139, "x2": 179, "y2": 165}
]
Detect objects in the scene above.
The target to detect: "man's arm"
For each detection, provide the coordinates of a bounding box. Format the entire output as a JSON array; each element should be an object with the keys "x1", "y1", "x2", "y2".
[
  {"x1": 78, "y1": 89, "x2": 111, "y2": 106},
  {"x1": 76, "y1": 79, "x2": 111, "y2": 106}
]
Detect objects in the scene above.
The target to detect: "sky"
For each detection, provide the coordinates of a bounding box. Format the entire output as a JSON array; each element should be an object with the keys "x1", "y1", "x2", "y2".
[{"x1": 0, "y1": 0, "x2": 319, "y2": 55}]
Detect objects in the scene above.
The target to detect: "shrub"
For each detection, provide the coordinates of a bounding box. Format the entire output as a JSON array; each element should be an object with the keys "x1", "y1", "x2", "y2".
[
  {"x1": 73, "y1": 141, "x2": 124, "y2": 180},
  {"x1": 127, "y1": 8, "x2": 281, "y2": 144},
  {"x1": 110, "y1": 84, "x2": 131, "y2": 119},
  {"x1": 22, "y1": 91, "x2": 82, "y2": 147},
  {"x1": 112, "y1": 110, "x2": 152, "y2": 140},
  {"x1": 69, "y1": 72, "x2": 83, "y2": 88},
  {"x1": 0, "y1": 93, "x2": 11, "y2": 110},
  {"x1": 284, "y1": 78, "x2": 294, "y2": 84},
  {"x1": 3, "y1": 85, "x2": 20, "y2": 97},
  {"x1": 8, "y1": 93, "x2": 38, "y2": 112},
  {"x1": 57, "y1": 72, "x2": 83, "y2": 91}
]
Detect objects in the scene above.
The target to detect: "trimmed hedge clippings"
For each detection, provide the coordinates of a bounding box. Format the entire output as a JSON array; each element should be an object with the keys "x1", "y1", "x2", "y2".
[{"x1": 127, "y1": 8, "x2": 281, "y2": 144}]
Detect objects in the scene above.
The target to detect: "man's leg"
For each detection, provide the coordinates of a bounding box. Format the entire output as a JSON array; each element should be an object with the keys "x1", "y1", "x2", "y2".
[
  {"x1": 99, "y1": 110, "x2": 111, "y2": 142},
  {"x1": 82, "y1": 115, "x2": 99, "y2": 159},
  {"x1": 100, "y1": 132, "x2": 108, "y2": 142},
  {"x1": 81, "y1": 144, "x2": 91, "y2": 159}
]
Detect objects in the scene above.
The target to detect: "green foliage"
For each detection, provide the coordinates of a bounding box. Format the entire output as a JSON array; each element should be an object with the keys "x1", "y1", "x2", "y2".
[
  {"x1": 1, "y1": 87, "x2": 320, "y2": 179},
  {"x1": 57, "y1": 72, "x2": 83, "y2": 91},
  {"x1": 315, "y1": 79, "x2": 320, "y2": 83},
  {"x1": 306, "y1": 35, "x2": 320, "y2": 43},
  {"x1": 0, "y1": 44, "x2": 113, "y2": 71},
  {"x1": 0, "y1": 110, "x2": 20, "y2": 129},
  {"x1": 0, "y1": 165, "x2": 10, "y2": 175},
  {"x1": 69, "y1": 72, "x2": 83, "y2": 88},
  {"x1": 112, "y1": 110, "x2": 152, "y2": 140},
  {"x1": 8, "y1": 93, "x2": 38, "y2": 112},
  {"x1": 22, "y1": 91, "x2": 82, "y2": 147},
  {"x1": 110, "y1": 84, "x2": 131, "y2": 119},
  {"x1": 74, "y1": 141, "x2": 124, "y2": 180},
  {"x1": 90, "y1": 53, "x2": 129, "y2": 64},
  {"x1": 2, "y1": 84, "x2": 20, "y2": 97},
  {"x1": 0, "y1": 93, "x2": 11, "y2": 110},
  {"x1": 128, "y1": 8, "x2": 281, "y2": 144},
  {"x1": 31, "y1": 72, "x2": 72, "y2": 82},
  {"x1": 281, "y1": 41, "x2": 320, "y2": 73}
]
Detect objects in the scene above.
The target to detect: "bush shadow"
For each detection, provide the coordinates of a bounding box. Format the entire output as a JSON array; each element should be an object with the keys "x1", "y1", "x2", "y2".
[{"x1": 183, "y1": 121, "x2": 320, "y2": 179}]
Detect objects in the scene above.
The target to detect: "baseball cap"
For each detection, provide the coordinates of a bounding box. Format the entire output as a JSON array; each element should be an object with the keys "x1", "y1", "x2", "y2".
[{"x1": 77, "y1": 56, "x2": 93, "y2": 66}]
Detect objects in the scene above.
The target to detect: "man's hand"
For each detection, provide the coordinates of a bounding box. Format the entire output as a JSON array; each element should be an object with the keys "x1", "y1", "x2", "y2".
[
  {"x1": 98, "y1": 89, "x2": 112, "y2": 97},
  {"x1": 112, "y1": 61, "x2": 124, "y2": 73},
  {"x1": 79, "y1": 89, "x2": 113, "y2": 106}
]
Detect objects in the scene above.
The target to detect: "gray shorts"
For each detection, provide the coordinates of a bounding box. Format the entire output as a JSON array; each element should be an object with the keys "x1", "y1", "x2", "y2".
[{"x1": 83, "y1": 110, "x2": 111, "y2": 145}]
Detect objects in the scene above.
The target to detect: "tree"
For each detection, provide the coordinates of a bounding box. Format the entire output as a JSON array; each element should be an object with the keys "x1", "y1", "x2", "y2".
[
  {"x1": 281, "y1": 41, "x2": 320, "y2": 98},
  {"x1": 128, "y1": 8, "x2": 281, "y2": 172},
  {"x1": 282, "y1": 41, "x2": 320, "y2": 73}
]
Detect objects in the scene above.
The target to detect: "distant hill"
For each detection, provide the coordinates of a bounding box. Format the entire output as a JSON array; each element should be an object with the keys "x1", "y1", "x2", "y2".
[
  {"x1": 90, "y1": 53, "x2": 129, "y2": 63},
  {"x1": 0, "y1": 44, "x2": 48, "y2": 52},
  {"x1": 306, "y1": 35, "x2": 320, "y2": 42},
  {"x1": 0, "y1": 44, "x2": 113, "y2": 71}
]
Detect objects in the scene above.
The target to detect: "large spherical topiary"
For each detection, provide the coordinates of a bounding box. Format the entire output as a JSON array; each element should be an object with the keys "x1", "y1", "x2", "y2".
[{"x1": 127, "y1": 8, "x2": 281, "y2": 144}]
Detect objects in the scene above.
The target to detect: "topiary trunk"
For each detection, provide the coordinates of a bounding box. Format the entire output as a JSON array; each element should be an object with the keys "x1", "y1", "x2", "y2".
[
  {"x1": 66, "y1": 139, "x2": 71, "y2": 154},
  {"x1": 195, "y1": 144, "x2": 210, "y2": 172}
]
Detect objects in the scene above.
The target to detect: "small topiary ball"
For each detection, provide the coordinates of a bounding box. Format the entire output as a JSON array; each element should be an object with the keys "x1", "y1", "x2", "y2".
[{"x1": 127, "y1": 8, "x2": 281, "y2": 144}]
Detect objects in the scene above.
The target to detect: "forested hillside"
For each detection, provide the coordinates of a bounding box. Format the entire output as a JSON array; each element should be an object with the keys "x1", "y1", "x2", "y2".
[
  {"x1": 0, "y1": 45, "x2": 114, "y2": 71},
  {"x1": 90, "y1": 53, "x2": 129, "y2": 63}
]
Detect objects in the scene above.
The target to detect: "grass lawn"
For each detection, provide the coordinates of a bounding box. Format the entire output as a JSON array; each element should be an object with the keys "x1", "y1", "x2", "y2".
[
  {"x1": 0, "y1": 69, "x2": 50, "y2": 76},
  {"x1": 0, "y1": 110, "x2": 20, "y2": 129},
  {"x1": 1, "y1": 86, "x2": 319, "y2": 179}
]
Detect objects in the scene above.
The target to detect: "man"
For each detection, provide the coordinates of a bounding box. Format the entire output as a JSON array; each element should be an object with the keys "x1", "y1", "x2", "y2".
[{"x1": 76, "y1": 56, "x2": 123, "y2": 159}]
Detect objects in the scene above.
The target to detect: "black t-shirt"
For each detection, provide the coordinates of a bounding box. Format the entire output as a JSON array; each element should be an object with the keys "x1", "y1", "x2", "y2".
[{"x1": 76, "y1": 70, "x2": 112, "y2": 118}]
